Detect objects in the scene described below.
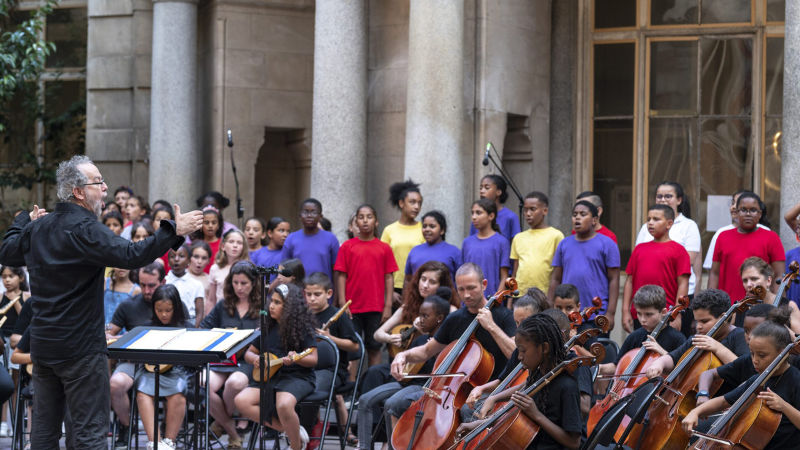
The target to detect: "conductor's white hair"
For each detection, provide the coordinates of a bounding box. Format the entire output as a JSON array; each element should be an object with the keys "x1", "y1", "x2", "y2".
[{"x1": 56, "y1": 155, "x2": 93, "y2": 201}]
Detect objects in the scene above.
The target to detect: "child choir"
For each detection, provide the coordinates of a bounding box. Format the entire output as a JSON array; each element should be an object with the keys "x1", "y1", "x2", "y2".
[{"x1": 3, "y1": 181, "x2": 800, "y2": 449}]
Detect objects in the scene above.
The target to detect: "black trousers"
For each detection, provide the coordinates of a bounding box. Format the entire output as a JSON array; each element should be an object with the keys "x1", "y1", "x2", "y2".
[{"x1": 32, "y1": 352, "x2": 110, "y2": 449}]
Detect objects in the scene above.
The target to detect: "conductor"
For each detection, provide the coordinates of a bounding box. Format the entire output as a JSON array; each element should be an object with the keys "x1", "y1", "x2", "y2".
[{"x1": 0, "y1": 155, "x2": 203, "y2": 449}]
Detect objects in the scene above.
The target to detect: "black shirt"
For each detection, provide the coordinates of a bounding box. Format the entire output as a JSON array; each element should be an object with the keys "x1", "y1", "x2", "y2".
[
  {"x1": 313, "y1": 306, "x2": 358, "y2": 374},
  {"x1": 0, "y1": 294, "x2": 23, "y2": 337},
  {"x1": 722, "y1": 366, "x2": 800, "y2": 450},
  {"x1": 13, "y1": 299, "x2": 32, "y2": 336},
  {"x1": 200, "y1": 300, "x2": 259, "y2": 330},
  {"x1": 716, "y1": 354, "x2": 800, "y2": 390},
  {"x1": 497, "y1": 349, "x2": 592, "y2": 398},
  {"x1": 409, "y1": 333, "x2": 436, "y2": 377},
  {"x1": 615, "y1": 326, "x2": 686, "y2": 364},
  {"x1": 527, "y1": 369, "x2": 583, "y2": 450},
  {"x1": 111, "y1": 294, "x2": 189, "y2": 333},
  {"x1": 668, "y1": 327, "x2": 749, "y2": 366},
  {"x1": 0, "y1": 202, "x2": 184, "y2": 363},
  {"x1": 254, "y1": 325, "x2": 317, "y2": 382},
  {"x1": 433, "y1": 305, "x2": 517, "y2": 379},
  {"x1": 17, "y1": 329, "x2": 30, "y2": 353}
]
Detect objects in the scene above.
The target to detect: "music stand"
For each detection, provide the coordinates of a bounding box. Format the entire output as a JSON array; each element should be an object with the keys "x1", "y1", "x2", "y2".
[{"x1": 109, "y1": 327, "x2": 259, "y2": 450}]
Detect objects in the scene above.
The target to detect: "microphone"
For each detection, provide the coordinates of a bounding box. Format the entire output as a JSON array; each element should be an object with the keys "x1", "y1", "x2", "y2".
[
  {"x1": 482, "y1": 142, "x2": 491, "y2": 166},
  {"x1": 227, "y1": 129, "x2": 233, "y2": 148}
]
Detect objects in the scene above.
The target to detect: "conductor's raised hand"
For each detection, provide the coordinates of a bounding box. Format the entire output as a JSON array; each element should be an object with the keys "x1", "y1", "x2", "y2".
[
  {"x1": 29, "y1": 204, "x2": 47, "y2": 221},
  {"x1": 174, "y1": 204, "x2": 204, "y2": 236}
]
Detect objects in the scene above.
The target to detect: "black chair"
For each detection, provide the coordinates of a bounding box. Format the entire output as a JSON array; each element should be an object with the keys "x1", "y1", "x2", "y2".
[
  {"x1": 582, "y1": 376, "x2": 664, "y2": 450},
  {"x1": 247, "y1": 334, "x2": 339, "y2": 450},
  {"x1": 11, "y1": 365, "x2": 32, "y2": 450},
  {"x1": 334, "y1": 331, "x2": 365, "y2": 450}
]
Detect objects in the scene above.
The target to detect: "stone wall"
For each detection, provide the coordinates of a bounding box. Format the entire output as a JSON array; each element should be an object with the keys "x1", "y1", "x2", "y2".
[
  {"x1": 86, "y1": 0, "x2": 152, "y2": 199},
  {"x1": 197, "y1": 0, "x2": 314, "y2": 227}
]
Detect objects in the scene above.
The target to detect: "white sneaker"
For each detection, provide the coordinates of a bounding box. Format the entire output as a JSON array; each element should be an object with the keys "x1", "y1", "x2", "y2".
[
  {"x1": 0, "y1": 422, "x2": 10, "y2": 437},
  {"x1": 160, "y1": 438, "x2": 176, "y2": 450},
  {"x1": 298, "y1": 425, "x2": 309, "y2": 450}
]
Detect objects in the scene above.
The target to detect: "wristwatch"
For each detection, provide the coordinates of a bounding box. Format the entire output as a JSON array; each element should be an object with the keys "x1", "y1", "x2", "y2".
[{"x1": 696, "y1": 390, "x2": 710, "y2": 399}]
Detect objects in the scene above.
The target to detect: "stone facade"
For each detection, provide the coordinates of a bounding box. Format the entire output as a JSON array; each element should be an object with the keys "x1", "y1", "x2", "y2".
[{"x1": 85, "y1": 0, "x2": 560, "y2": 239}]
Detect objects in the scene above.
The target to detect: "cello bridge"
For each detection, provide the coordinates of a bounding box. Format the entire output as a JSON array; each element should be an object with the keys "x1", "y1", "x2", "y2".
[{"x1": 423, "y1": 387, "x2": 442, "y2": 401}]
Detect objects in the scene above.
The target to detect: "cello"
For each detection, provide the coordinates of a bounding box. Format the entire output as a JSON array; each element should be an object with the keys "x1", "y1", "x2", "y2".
[
  {"x1": 391, "y1": 279, "x2": 518, "y2": 450},
  {"x1": 690, "y1": 332, "x2": 800, "y2": 449},
  {"x1": 470, "y1": 311, "x2": 602, "y2": 422},
  {"x1": 772, "y1": 260, "x2": 799, "y2": 307},
  {"x1": 587, "y1": 295, "x2": 689, "y2": 434},
  {"x1": 450, "y1": 343, "x2": 606, "y2": 450},
  {"x1": 624, "y1": 287, "x2": 765, "y2": 450}
]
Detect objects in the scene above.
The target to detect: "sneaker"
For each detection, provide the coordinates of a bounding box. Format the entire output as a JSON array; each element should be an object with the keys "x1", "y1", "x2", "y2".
[
  {"x1": 0, "y1": 422, "x2": 9, "y2": 437},
  {"x1": 298, "y1": 425, "x2": 309, "y2": 450},
  {"x1": 114, "y1": 424, "x2": 129, "y2": 449},
  {"x1": 159, "y1": 438, "x2": 176, "y2": 450}
]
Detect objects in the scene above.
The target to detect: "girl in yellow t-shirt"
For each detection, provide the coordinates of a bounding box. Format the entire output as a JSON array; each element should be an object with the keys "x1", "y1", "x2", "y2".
[{"x1": 381, "y1": 180, "x2": 424, "y2": 305}]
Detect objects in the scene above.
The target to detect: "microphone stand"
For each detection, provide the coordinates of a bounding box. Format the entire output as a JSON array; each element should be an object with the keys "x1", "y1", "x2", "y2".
[
  {"x1": 254, "y1": 264, "x2": 284, "y2": 450},
  {"x1": 228, "y1": 130, "x2": 245, "y2": 229},
  {"x1": 485, "y1": 142, "x2": 525, "y2": 231}
]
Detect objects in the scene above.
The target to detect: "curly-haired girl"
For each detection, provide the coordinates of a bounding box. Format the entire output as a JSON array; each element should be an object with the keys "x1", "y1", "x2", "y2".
[{"x1": 235, "y1": 283, "x2": 317, "y2": 450}]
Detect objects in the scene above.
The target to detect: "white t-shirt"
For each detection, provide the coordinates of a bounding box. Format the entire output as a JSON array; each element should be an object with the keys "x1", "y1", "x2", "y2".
[
  {"x1": 165, "y1": 271, "x2": 205, "y2": 320},
  {"x1": 703, "y1": 223, "x2": 770, "y2": 269},
  {"x1": 635, "y1": 213, "x2": 702, "y2": 294}
]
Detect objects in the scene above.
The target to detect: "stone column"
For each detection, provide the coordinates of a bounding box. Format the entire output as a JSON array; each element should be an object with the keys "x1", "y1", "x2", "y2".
[
  {"x1": 404, "y1": 0, "x2": 466, "y2": 241},
  {"x1": 783, "y1": 2, "x2": 800, "y2": 248},
  {"x1": 310, "y1": 1, "x2": 367, "y2": 242},
  {"x1": 148, "y1": 0, "x2": 198, "y2": 210}
]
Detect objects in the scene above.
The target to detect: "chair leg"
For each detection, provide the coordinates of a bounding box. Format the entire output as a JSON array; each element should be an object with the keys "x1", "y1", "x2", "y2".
[
  {"x1": 246, "y1": 423, "x2": 259, "y2": 450},
  {"x1": 11, "y1": 385, "x2": 21, "y2": 450}
]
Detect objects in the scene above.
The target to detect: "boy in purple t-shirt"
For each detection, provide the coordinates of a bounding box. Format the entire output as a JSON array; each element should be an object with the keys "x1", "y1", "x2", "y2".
[
  {"x1": 280, "y1": 198, "x2": 339, "y2": 282},
  {"x1": 548, "y1": 200, "x2": 620, "y2": 330}
]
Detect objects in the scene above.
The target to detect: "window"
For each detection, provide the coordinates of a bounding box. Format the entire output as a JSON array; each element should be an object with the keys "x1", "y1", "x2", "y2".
[
  {"x1": 588, "y1": 0, "x2": 782, "y2": 264},
  {"x1": 0, "y1": 5, "x2": 87, "y2": 178}
]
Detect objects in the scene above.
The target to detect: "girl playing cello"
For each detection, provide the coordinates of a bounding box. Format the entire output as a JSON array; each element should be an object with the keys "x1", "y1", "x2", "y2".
[
  {"x1": 456, "y1": 314, "x2": 582, "y2": 449},
  {"x1": 682, "y1": 316, "x2": 800, "y2": 449}
]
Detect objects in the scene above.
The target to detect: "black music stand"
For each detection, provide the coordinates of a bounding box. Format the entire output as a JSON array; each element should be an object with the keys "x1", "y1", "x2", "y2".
[{"x1": 109, "y1": 327, "x2": 259, "y2": 450}]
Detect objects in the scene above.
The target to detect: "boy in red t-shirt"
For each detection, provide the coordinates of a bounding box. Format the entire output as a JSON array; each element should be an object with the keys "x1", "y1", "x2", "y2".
[
  {"x1": 622, "y1": 204, "x2": 690, "y2": 333},
  {"x1": 334, "y1": 204, "x2": 398, "y2": 369},
  {"x1": 709, "y1": 191, "x2": 785, "y2": 303}
]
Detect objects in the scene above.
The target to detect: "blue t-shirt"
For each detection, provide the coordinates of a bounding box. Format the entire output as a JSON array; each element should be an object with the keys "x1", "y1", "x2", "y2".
[
  {"x1": 250, "y1": 247, "x2": 283, "y2": 281},
  {"x1": 462, "y1": 233, "x2": 511, "y2": 297},
  {"x1": 405, "y1": 241, "x2": 462, "y2": 278},
  {"x1": 280, "y1": 229, "x2": 340, "y2": 281},
  {"x1": 552, "y1": 234, "x2": 620, "y2": 312},
  {"x1": 470, "y1": 206, "x2": 521, "y2": 244},
  {"x1": 785, "y1": 247, "x2": 800, "y2": 304}
]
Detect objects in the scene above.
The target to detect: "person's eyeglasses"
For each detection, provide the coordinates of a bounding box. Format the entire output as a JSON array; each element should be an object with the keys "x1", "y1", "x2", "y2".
[
  {"x1": 81, "y1": 179, "x2": 105, "y2": 186},
  {"x1": 656, "y1": 194, "x2": 674, "y2": 200},
  {"x1": 738, "y1": 208, "x2": 761, "y2": 215}
]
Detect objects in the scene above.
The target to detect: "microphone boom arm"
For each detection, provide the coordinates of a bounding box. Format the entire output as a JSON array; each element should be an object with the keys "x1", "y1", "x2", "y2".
[{"x1": 485, "y1": 143, "x2": 525, "y2": 231}]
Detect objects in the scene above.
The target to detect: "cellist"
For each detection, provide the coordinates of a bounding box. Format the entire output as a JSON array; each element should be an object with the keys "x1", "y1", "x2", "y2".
[
  {"x1": 456, "y1": 314, "x2": 583, "y2": 449},
  {"x1": 389, "y1": 263, "x2": 517, "y2": 438},
  {"x1": 597, "y1": 285, "x2": 685, "y2": 378},
  {"x1": 682, "y1": 316, "x2": 800, "y2": 448},
  {"x1": 646, "y1": 289, "x2": 749, "y2": 380},
  {"x1": 461, "y1": 290, "x2": 546, "y2": 421},
  {"x1": 390, "y1": 263, "x2": 517, "y2": 381}
]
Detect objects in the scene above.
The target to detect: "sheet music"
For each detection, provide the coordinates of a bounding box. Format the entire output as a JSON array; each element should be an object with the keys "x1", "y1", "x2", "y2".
[
  {"x1": 124, "y1": 329, "x2": 185, "y2": 350},
  {"x1": 207, "y1": 329, "x2": 255, "y2": 352},
  {"x1": 121, "y1": 328, "x2": 256, "y2": 352},
  {"x1": 161, "y1": 330, "x2": 227, "y2": 351}
]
